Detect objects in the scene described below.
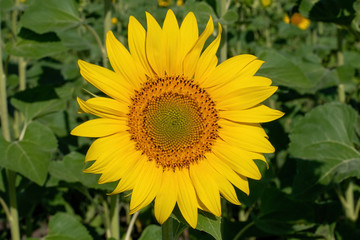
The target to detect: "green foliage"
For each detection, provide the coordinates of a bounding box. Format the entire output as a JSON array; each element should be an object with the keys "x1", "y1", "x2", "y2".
[
  {"x1": 290, "y1": 102, "x2": 360, "y2": 198},
  {"x1": 1, "y1": 0, "x2": 360, "y2": 239},
  {"x1": 46, "y1": 212, "x2": 92, "y2": 240},
  {"x1": 19, "y1": 0, "x2": 82, "y2": 34},
  {"x1": 0, "y1": 122, "x2": 57, "y2": 185},
  {"x1": 138, "y1": 225, "x2": 162, "y2": 240}
]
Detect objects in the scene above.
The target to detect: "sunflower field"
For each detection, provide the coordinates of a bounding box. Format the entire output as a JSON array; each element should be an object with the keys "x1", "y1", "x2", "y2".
[{"x1": 1, "y1": 0, "x2": 360, "y2": 239}]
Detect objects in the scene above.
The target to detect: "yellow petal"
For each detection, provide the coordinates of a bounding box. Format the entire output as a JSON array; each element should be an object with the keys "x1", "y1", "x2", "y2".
[
  {"x1": 183, "y1": 15, "x2": 214, "y2": 79},
  {"x1": 176, "y1": 169, "x2": 198, "y2": 228},
  {"x1": 78, "y1": 60, "x2": 132, "y2": 103},
  {"x1": 71, "y1": 118, "x2": 127, "y2": 137},
  {"x1": 249, "y1": 76, "x2": 273, "y2": 86},
  {"x1": 129, "y1": 160, "x2": 162, "y2": 214},
  {"x1": 206, "y1": 153, "x2": 249, "y2": 195},
  {"x1": 219, "y1": 120, "x2": 274, "y2": 154},
  {"x1": 212, "y1": 141, "x2": 263, "y2": 180},
  {"x1": 163, "y1": 9, "x2": 180, "y2": 76},
  {"x1": 128, "y1": 16, "x2": 155, "y2": 77},
  {"x1": 155, "y1": 170, "x2": 177, "y2": 224},
  {"x1": 204, "y1": 158, "x2": 241, "y2": 205},
  {"x1": 110, "y1": 156, "x2": 147, "y2": 194},
  {"x1": 203, "y1": 54, "x2": 258, "y2": 88},
  {"x1": 179, "y1": 12, "x2": 198, "y2": 68},
  {"x1": 216, "y1": 86, "x2": 278, "y2": 110},
  {"x1": 77, "y1": 97, "x2": 128, "y2": 119},
  {"x1": 98, "y1": 145, "x2": 142, "y2": 183},
  {"x1": 195, "y1": 23, "x2": 222, "y2": 85},
  {"x1": 85, "y1": 133, "x2": 130, "y2": 162},
  {"x1": 106, "y1": 31, "x2": 143, "y2": 89},
  {"x1": 220, "y1": 104, "x2": 284, "y2": 123},
  {"x1": 84, "y1": 134, "x2": 135, "y2": 174},
  {"x1": 209, "y1": 60, "x2": 266, "y2": 100},
  {"x1": 146, "y1": 12, "x2": 165, "y2": 77},
  {"x1": 190, "y1": 161, "x2": 221, "y2": 216}
]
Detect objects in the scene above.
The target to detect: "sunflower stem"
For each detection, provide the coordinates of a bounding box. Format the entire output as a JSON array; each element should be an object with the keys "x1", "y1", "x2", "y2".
[
  {"x1": 336, "y1": 182, "x2": 358, "y2": 221},
  {"x1": 125, "y1": 211, "x2": 140, "y2": 240},
  {"x1": 84, "y1": 23, "x2": 107, "y2": 67},
  {"x1": 0, "y1": 15, "x2": 21, "y2": 240},
  {"x1": 109, "y1": 195, "x2": 120, "y2": 239},
  {"x1": 102, "y1": 198, "x2": 112, "y2": 238},
  {"x1": 336, "y1": 28, "x2": 345, "y2": 103},
  {"x1": 218, "y1": 0, "x2": 228, "y2": 62},
  {"x1": 162, "y1": 217, "x2": 174, "y2": 240},
  {"x1": 103, "y1": 0, "x2": 112, "y2": 68},
  {"x1": 7, "y1": 170, "x2": 20, "y2": 240}
]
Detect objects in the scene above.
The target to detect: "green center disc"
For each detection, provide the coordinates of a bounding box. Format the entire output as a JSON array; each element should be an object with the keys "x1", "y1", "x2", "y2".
[{"x1": 144, "y1": 93, "x2": 203, "y2": 152}]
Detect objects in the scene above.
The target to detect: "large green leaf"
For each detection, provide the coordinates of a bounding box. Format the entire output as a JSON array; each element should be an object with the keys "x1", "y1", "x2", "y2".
[
  {"x1": 19, "y1": 0, "x2": 82, "y2": 34},
  {"x1": 257, "y1": 50, "x2": 314, "y2": 93},
  {"x1": 5, "y1": 38, "x2": 67, "y2": 59},
  {"x1": 196, "y1": 211, "x2": 222, "y2": 240},
  {"x1": 289, "y1": 102, "x2": 360, "y2": 198},
  {"x1": 138, "y1": 225, "x2": 162, "y2": 240},
  {"x1": 11, "y1": 86, "x2": 68, "y2": 121},
  {"x1": 171, "y1": 207, "x2": 222, "y2": 240},
  {"x1": 48, "y1": 152, "x2": 116, "y2": 191},
  {"x1": 0, "y1": 122, "x2": 57, "y2": 185},
  {"x1": 46, "y1": 212, "x2": 92, "y2": 240},
  {"x1": 0, "y1": 0, "x2": 13, "y2": 12}
]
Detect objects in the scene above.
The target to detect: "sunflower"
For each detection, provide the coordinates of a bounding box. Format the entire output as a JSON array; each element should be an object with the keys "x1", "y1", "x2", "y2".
[{"x1": 71, "y1": 10, "x2": 283, "y2": 228}]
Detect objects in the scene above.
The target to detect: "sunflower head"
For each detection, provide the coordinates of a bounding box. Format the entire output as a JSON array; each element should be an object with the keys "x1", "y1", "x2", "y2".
[{"x1": 71, "y1": 10, "x2": 283, "y2": 228}]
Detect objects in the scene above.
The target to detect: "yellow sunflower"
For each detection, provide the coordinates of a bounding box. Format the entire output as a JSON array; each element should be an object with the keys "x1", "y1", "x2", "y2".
[{"x1": 71, "y1": 10, "x2": 283, "y2": 228}]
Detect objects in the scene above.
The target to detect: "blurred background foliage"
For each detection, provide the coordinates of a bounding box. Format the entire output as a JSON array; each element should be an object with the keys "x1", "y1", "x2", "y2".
[{"x1": 0, "y1": 0, "x2": 360, "y2": 239}]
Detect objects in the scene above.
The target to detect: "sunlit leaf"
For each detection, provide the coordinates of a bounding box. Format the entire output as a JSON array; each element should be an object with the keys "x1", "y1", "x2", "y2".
[
  {"x1": 257, "y1": 50, "x2": 314, "y2": 93},
  {"x1": 0, "y1": 122, "x2": 57, "y2": 185},
  {"x1": 196, "y1": 211, "x2": 222, "y2": 240},
  {"x1": 138, "y1": 225, "x2": 162, "y2": 240},
  {"x1": 289, "y1": 102, "x2": 360, "y2": 198},
  {"x1": 19, "y1": 0, "x2": 82, "y2": 34},
  {"x1": 46, "y1": 212, "x2": 92, "y2": 240},
  {"x1": 11, "y1": 86, "x2": 68, "y2": 121},
  {"x1": 48, "y1": 152, "x2": 116, "y2": 191},
  {"x1": 5, "y1": 38, "x2": 67, "y2": 59}
]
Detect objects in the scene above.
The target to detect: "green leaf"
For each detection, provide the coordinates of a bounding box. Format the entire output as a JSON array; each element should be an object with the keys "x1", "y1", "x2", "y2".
[
  {"x1": 171, "y1": 207, "x2": 221, "y2": 239},
  {"x1": 5, "y1": 38, "x2": 67, "y2": 59},
  {"x1": 19, "y1": 0, "x2": 82, "y2": 34},
  {"x1": 139, "y1": 225, "x2": 162, "y2": 240},
  {"x1": 46, "y1": 212, "x2": 92, "y2": 240},
  {"x1": 220, "y1": 9, "x2": 238, "y2": 25},
  {"x1": 196, "y1": 211, "x2": 222, "y2": 240},
  {"x1": 11, "y1": 86, "x2": 68, "y2": 121},
  {"x1": 0, "y1": 122, "x2": 57, "y2": 185},
  {"x1": 48, "y1": 152, "x2": 116, "y2": 190},
  {"x1": 185, "y1": 1, "x2": 217, "y2": 26},
  {"x1": 289, "y1": 102, "x2": 360, "y2": 198},
  {"x1": 299, "y1": 0, "x2": 356, "y2": 26},
  {"x1": 257, "y1": 50, "x2": 314, "y2": 93},
  {"x1": 0, "y1": 0, "x2": 13, "y2": 12}
]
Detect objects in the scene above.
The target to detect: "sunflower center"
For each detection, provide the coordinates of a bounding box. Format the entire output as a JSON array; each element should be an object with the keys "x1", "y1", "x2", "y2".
[
  {"x1": 128, "y1": 76, "x2": 219, "y2": 170},
  {"x1": 145, "y1": 93, "x2": 203, "y2": 151}
]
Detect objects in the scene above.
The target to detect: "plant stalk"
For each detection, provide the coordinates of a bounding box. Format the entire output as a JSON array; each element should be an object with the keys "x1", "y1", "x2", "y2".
[
  {"x1": 125, "y1": 211, "x2": 140, "y2": 240},
  {"x1": 1, "y1": 8, "x2": 21, "y2": 240},
  {"x1": 109, "y1": 195, "x2": 120, "y2": 239},
  {"x1": 84, "y1": 24, "x2": 107, "y2": 67},
  {"x1": 7, "y1": 171, "x2": 20, "y2": 240},
  {"x1": 218, "y1": 0, "x2": 228, "y2": 63},
  {"x1": 162, "y1": 217, "x2": 174, "y2": 240}
]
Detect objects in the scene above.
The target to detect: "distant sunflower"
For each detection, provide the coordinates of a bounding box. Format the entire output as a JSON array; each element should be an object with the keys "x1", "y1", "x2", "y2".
[{"x1": 72, "y1": 10, "x2": 283, "y2": 228}]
